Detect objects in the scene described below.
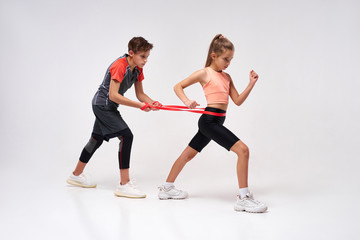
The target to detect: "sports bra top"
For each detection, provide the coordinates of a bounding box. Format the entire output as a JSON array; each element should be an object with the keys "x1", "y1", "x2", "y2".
[{"x1": 202, "y1": 67, "x2": 231, "y2": 105}]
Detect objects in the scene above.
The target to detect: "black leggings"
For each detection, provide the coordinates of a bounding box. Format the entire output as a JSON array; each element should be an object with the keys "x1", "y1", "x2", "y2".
[
  {"x1": 189, "y1": 107, "x2": 240, "y2": 152},
  {"x1": 79, "y1": 128, "x2": 133, "y2": 169}
]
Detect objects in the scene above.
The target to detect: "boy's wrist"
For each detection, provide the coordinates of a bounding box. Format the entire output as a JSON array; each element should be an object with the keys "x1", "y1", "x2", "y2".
[{"x1": 140, "y1": 102, "x2": 150, "y2": 110}]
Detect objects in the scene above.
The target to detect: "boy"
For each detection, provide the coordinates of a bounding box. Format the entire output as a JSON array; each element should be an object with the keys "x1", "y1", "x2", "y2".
[{"x1": 67, "y1": 37, "x2": 160, "y2": 198}]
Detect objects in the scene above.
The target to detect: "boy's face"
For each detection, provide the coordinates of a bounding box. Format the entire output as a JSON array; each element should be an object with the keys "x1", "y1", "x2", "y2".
[{"x1": 129, "y1": 50, "x2": 150, "y2": 68}]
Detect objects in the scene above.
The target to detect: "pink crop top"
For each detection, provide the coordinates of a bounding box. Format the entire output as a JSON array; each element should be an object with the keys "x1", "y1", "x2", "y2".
[{"x1": 203, "y1": 67, "x2": 231, "y2": 105}]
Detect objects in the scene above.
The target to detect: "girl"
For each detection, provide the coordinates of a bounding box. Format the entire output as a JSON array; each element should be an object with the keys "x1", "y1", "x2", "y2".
[{"x1": 158, "y1": 34, "x2": 267, "y2": 213}]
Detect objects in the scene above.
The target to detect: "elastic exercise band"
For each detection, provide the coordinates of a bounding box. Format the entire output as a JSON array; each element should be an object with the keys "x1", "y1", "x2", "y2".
[{"x1": 143, "y1": 102, "x2": 226, "y2": 116}]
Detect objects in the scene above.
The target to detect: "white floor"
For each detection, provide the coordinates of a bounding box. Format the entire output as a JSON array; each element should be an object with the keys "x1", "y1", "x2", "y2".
[{"x1": 1, "y1": 150, "x2": 359, "y2": 240}]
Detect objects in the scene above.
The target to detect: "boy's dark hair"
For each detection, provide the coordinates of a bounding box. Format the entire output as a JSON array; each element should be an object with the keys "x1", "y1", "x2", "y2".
[{"x1": 128, "y1": 37, "x2": 153, "y2": 53}]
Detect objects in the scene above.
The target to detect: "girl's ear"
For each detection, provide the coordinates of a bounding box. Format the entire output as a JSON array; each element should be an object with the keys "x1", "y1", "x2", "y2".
[{"x1": 211, "y1": 52, "x2": 216, "y2": 60}]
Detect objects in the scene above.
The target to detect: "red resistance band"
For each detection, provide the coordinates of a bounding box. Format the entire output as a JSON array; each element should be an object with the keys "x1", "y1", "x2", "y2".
[{"x1": 141, "y1": 102, "x2": 226, "y2": 117}]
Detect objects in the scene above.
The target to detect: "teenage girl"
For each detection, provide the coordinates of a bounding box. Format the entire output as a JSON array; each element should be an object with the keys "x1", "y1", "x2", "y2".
[{"x1": 158, "y1": 34, "x2": 267, "y2": 213}]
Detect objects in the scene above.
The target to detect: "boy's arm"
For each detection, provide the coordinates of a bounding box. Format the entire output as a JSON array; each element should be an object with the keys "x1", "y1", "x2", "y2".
[
  {"x1": 109, "y1": 79, "x2": 147, "y2": 109},
  {"x1": 134, "y1": 81, "x2": 155, "y2": 104},
  {"x1": 229, "y1": 70, "x2": 258, "y2": 106}
]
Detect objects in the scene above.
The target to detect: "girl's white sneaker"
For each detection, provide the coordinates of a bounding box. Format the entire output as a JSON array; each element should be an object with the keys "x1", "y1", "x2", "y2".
[
  {"x1": 114, "y1": 180, "x2": 146, "y2": 198},
  {"x1": 158, "y1": 185, "x2": 188, "y2": 200},
  {"x1": 234, "y1": 193, "x2": 267, "y2": 213},
  {"x1": 66, "y1": 173, "x2": 97, "y2": 188}
]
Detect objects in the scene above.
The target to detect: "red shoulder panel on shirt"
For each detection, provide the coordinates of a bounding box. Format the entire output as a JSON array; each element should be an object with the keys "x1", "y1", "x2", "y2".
[
  {"x1": 109, "y1": 57, "x2": 128, "y2": 83},
  {"x1": 137, "y1": 67, "x2": 144, "y2": 82}
]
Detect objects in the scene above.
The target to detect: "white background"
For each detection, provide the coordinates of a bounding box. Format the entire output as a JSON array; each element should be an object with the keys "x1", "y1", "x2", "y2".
[{"x1": 1, "y1": 0, "x2": 359, "y2": 239}]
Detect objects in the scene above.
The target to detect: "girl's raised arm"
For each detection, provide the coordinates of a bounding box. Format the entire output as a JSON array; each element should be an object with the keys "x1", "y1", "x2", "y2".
[{"x1": 229, "y1": 70, "x2": 258, "y2": 106}]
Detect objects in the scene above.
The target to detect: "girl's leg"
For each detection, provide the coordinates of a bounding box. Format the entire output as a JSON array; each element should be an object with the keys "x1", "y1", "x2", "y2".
[
  {"x1": 231, "y1": 139, "x2": 267, "y2": 213},
  {"x1": 230, "y1": 140, "x2": 249, "y2": 188},
  {"x1": 197, "y1": 115, "x2": 247, "y2": 188},
  {"x1": 159, "y1": 122, "x2": 209, "y2": 199},
  {"x1": 166, "y1": 146, "x2": 198, "y2": 182},
  {"x1": 158, "y1": 146, "x2": 198, "y2": 199},
  {"x1": 165, "y1": 128, "x2": 211, "y2": 183}
]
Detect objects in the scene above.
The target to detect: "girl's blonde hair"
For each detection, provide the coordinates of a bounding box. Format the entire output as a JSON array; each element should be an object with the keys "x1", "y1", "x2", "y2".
[{"x1": 205, "y1": 34, "x2": 234, "y2": 67}]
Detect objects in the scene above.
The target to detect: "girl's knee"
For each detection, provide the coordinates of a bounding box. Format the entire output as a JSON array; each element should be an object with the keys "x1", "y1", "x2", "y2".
[
  {"x1": 182, "y1": 147, "x2": 198, "y2": 163},
  {"x1": 182, "y1": 152, "x2": 196, "y2": 163},
  {"x1": 231, "y1": 141, "x2": 249, "y2": 157}
]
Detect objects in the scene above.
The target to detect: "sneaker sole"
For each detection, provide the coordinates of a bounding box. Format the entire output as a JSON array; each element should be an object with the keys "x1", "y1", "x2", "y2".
[
  {"x1": 114, "y1": 192, "x2": 146, "y2": 198},
  {"x1": 66, "y1": 179, "x2": 97, "y2": 188},
  {"x1": 159, "y1": 196, "x2": 187, "y2": 200},
  {"x1": 158, "y1": 194, "x2": 188, "y2": 200},
  {"x1": 234, "y1": 206, "x2": 268, "y2": 213}
]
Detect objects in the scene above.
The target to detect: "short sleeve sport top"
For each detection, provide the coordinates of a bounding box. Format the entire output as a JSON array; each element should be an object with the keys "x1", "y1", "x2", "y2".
[{"x1": 92, "y1": 54, "x2": 144, "y2": 109}]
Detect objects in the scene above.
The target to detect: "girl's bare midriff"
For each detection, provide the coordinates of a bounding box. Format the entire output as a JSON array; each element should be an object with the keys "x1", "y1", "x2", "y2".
[{"x1": 207, "y1": 103, "x2": 228, "y2": 111}]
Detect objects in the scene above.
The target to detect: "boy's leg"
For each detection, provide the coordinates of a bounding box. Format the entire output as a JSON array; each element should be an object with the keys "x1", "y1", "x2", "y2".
[
  {"x1": 73, "y1": 161, "x2": 87, "y2": 176},
  {"x1": 74, "y1": 133, "x2": 104, "y2": 175},
  {"x1": 114, "y1": 128, "x2": 145, "y2": 198},
  {"x1": 67, "y1": 133, "x2": 103, "y2": 188},
  {"x1": 120, "y1": 169, "x2": 130, "y2": 185},
  {"x1": 116, "y1": 128, "x2": 133, "y2": 184}
]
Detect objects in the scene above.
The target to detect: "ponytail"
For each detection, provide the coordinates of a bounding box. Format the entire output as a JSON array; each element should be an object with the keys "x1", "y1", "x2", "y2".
[{"x1": 205, "y1": 34, "x2": 234, "y2": 67}]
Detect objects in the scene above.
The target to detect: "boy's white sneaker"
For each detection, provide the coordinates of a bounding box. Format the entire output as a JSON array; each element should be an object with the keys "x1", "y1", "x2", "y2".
[
  {"x1": 114, "y1": 180, "x2": 146, "y2": 198},
  {"x1": 66, "y1": 173, "x2": 97, "y2": 188},
  {"x1": 234, "y1": 193, "x2": 267, "y2": 213},
  {"x1": 158, "y1": 185, "x2": 188, "y2": 200}
]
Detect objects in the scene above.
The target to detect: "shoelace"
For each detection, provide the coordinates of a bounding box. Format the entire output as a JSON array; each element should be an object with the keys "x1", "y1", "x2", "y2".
[
  {"x1": 79, "y1": 173, "x2": 88, "y2": 182},
  {"x1": 238, "y1": 193, "x2": 261, "y2": 204},
  {"x1": 158, "y1": 185, "x2": 175, "y2": 192},
  {"x1": 127, "y1": 179, "x2": 137, "y2": 189}
]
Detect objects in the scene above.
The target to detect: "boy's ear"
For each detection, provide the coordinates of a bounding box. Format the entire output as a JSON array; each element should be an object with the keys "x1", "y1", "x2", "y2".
[{"x1": 128, "y1": 50, "x2": 134, "y2": 57}]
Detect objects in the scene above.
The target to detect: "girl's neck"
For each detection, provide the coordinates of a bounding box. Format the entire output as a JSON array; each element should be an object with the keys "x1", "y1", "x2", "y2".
[{"x1": 209, "y1": 65, "x2": 222, "y2": 73}]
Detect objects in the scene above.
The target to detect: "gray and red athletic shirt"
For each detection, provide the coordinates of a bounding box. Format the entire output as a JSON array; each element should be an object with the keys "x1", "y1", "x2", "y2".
[{"x1": 92, "y1": 54, "x2": 144, "y2": 109}]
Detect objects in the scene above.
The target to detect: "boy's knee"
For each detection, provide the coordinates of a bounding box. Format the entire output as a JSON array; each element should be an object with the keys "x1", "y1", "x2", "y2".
[
  {"x1": 125, "y1": 130, "x2": 133, "y2": 141},
  {"x1": 119, "y1": 129, "x2": 133, "y2": 142}
]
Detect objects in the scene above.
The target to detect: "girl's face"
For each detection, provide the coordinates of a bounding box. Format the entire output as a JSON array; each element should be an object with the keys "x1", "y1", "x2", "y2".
[
  {"x1": 129, "y1": 50, "x2": 150, "y2": 68},
  {"x1": 211, "y1": 49, "x2": 234, "y2": 71}
]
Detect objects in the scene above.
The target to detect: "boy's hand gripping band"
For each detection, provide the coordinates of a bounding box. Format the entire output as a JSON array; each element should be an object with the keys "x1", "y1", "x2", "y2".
[
  {"x1": 140, "y1": 102, "x2": 151, "y2": 111},
  {"x1": 152, "y1": 101, "x2": 162, "y2": 106}
]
